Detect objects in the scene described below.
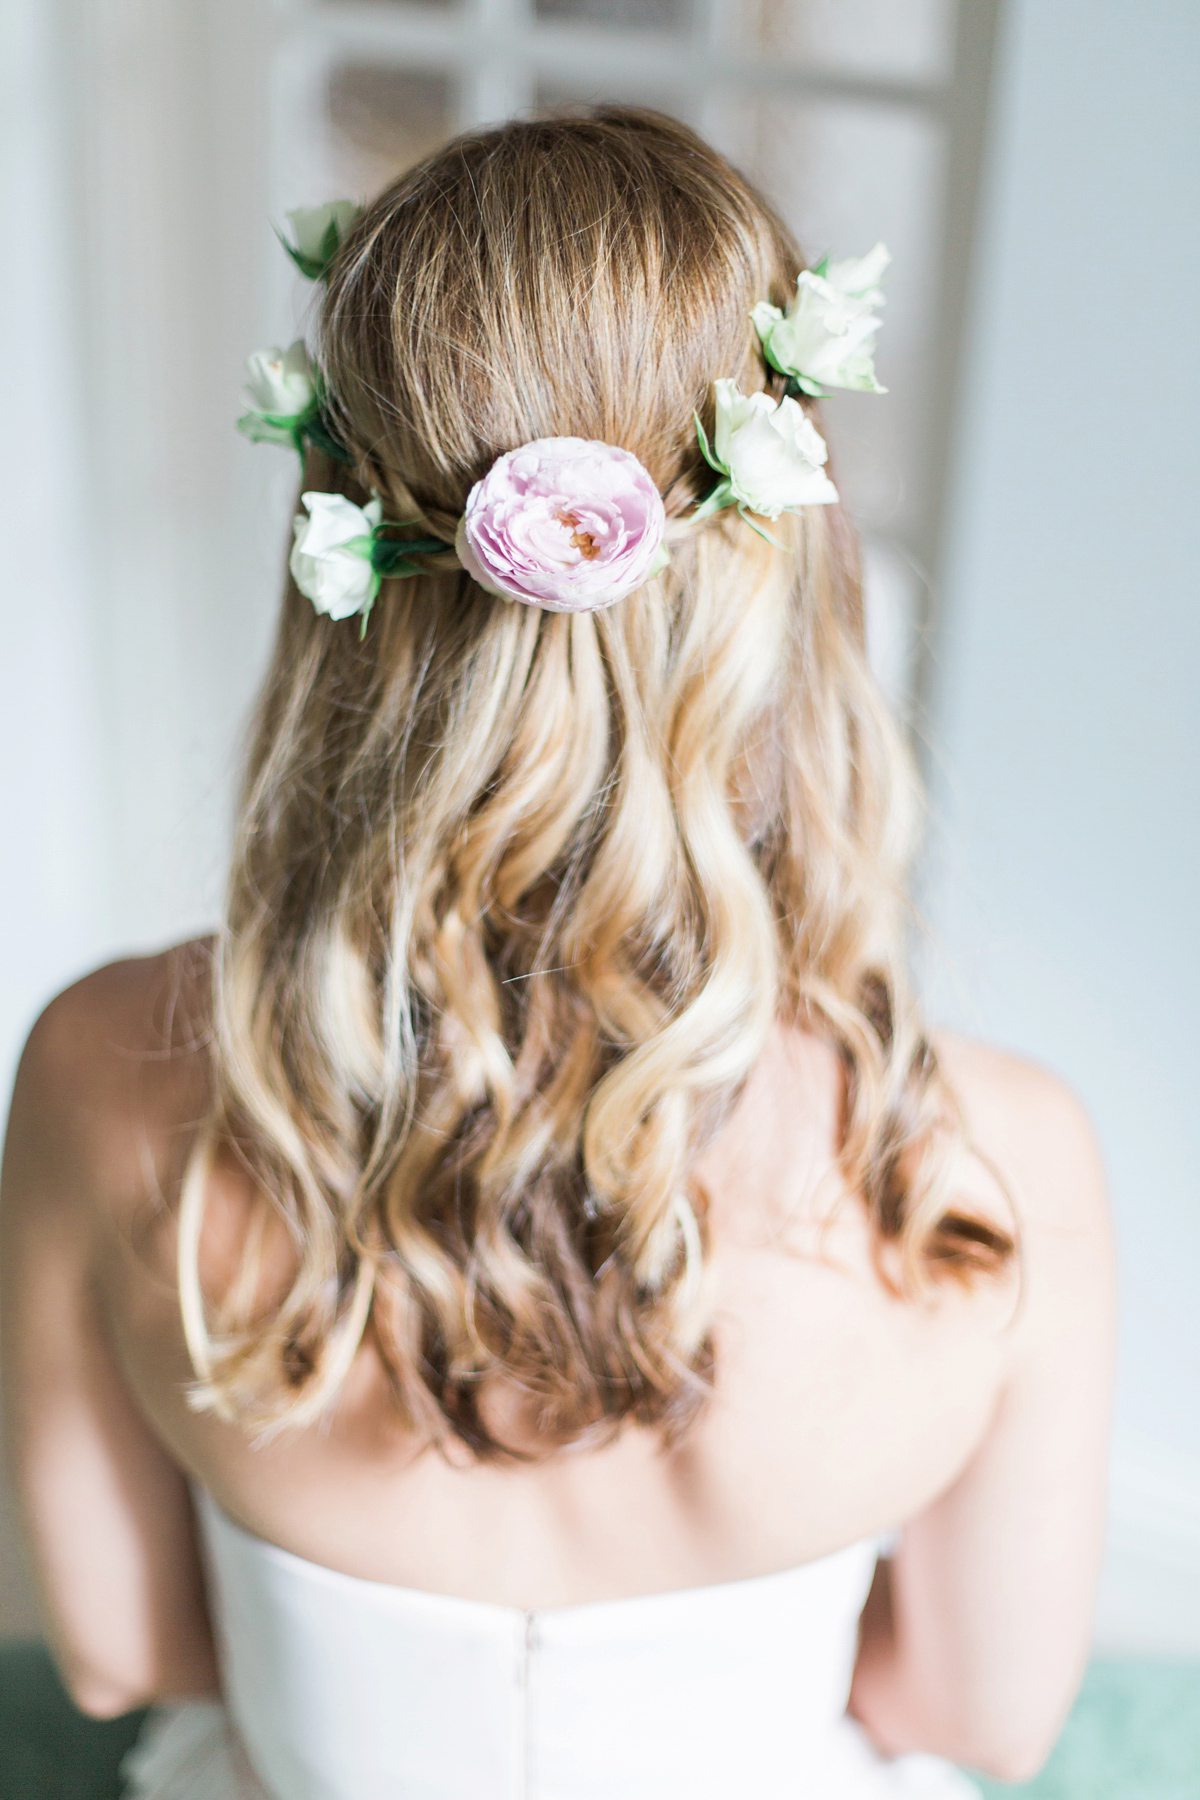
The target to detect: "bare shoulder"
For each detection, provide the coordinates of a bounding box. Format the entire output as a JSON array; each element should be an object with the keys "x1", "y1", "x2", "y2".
[
  {"x1": 934, "y1": 1033, "x2": 1106, "y2": 1215},
  {"x1": 3, "y1": 940, "x2": 215, "y2": 1225},
  {"x1": 932, "y1": 1033, "x2": 1114, "y2": 1319}
]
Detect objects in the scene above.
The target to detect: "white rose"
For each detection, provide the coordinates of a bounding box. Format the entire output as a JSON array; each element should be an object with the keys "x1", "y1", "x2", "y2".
[
  {"x1": 244, "y1": 340, "x2": 315, "y2": 418},
  {"x1": 751, "y1": 242, "x2": 889, "y2": 396},
  {"x1": 290, "y1": 492, "x2": 381, "y2": 620},
  {"x1": 826, "y1": 241, "x2": 890, "y2": 306},
  {"x1": 284, "y1": 200, "x2": 361, "y2": 272},
  {"x1": 711, "y1": 379, "x2": 838, "y2": 517}
]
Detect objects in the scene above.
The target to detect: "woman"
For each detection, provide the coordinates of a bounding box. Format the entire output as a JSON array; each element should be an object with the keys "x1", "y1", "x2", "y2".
[{"x1": 1, "y1": 108, "x2": 1113, "y2": 1798}]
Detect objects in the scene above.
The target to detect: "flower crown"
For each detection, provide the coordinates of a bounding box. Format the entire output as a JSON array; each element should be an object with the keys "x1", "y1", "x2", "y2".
[{"x1": 240, "y1": 203, "x2": 888, "y2": 632}]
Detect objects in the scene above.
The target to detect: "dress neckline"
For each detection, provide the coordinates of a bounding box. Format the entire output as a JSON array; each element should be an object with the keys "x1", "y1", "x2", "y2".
[{"x1": 193, "y1": 1482, "x2": 883, "y2": 1625}]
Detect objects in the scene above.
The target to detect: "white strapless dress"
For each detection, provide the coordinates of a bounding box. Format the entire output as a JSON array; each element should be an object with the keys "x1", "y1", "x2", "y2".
[{"x1": 122, "y1": 1487, "x2": 981, "y2": 1799}]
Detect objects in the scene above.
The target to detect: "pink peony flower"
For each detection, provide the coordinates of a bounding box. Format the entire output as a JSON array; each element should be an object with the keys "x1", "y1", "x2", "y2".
[{"x1": 455, "y1": 437, "x2": 667, "y2": 612}]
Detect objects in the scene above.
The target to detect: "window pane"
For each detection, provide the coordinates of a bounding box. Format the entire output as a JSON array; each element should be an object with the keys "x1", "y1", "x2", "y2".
[
  {"x1": 324, "y1": 63, "x2": 455, "y2": 198},
  {"x1": 318, "y1": 0, "x2": 460, "y2": 8},
  {"x1": 746, "y1": 0, "x2": 956, "y2": 84},
  {"x1": 535, "y1": 0, "x2": 693, "y2": 32},
  {"x1": 535, "y1": 78, "x2": 692, "y2": 117}
]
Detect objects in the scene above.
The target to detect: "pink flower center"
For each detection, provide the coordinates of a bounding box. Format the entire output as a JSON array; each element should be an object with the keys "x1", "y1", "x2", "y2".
[
  {"x1": 457, "y1": 437, "x2": 666, "y2": 612},
  {"x1": 560, "y1": 511, "x2": 601, "y2": 560}
]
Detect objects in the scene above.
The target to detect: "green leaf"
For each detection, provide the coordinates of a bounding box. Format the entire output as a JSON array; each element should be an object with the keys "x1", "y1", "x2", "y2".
[
  {"x1": 691, "y1": 479, "x2": 735, "y2": 521},
  {"x1": 261, "y1": 408, "x2": 312, "y2": 430},
  {"x1": 358, "y1": 586, "x2": 380, "y2": 639},
  {"x1": 782, "y1": 374, "x2": 826, "y2": 400},
  {"x1": 274, "y1": 215, "x2": 347, "y2": 283},
  {"x1": 319, "y1": 217, "x2": 341, "y2": 269},
  {"x1": 341, "y1": 535, "x2": 375, "y2": 560},
  {"x1": 645, "y1": 539, "x2": 671, "y2": 578},
  {"x1": 371, "y1": 535, "x2": 447, "y2": 576},
  {"x1": 303, "y1": 409, "x2": 354, "y2": 465},
  {"x1": 693, "y1": 410, "x2": 727, "y2": 478},
  {"x1": 812, "y1": 254, "x2": 830, "y2": 280},
  {"x1": 288, "y1": 248, "x2": 326, "y2": 280},
  {"x1": 736, "y1": 504, "x2": 789, "y2": 549},
  {"x1": 237, "y1": 411, "x2": 297, "y2": 449},
  {"x1": 272, "y1": 225, "x2": 327, "y2": 281}
]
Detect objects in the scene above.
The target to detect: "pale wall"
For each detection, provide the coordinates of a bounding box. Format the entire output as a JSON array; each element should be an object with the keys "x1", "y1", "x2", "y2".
[{"x1": 925, "y1": 0, "x2": 1200, "y2": 1650}]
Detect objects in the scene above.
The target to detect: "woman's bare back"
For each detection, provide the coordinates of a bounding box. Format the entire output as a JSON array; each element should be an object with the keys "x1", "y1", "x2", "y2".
[{"x1": 69, "y1": 944, "x2": 1006, "y2": 1601}]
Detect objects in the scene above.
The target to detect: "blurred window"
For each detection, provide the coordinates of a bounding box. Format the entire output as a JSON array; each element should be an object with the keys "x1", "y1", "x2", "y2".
[
  {"x1": 535, "y1": 0, "x2": 693, "y2": 30},
  {"x1": 752, "y1": 0, "x2": 955, "y2": 82},
  {"x1": 325, "y1": 65, "x2": 454, "y2": 194},
  {"x1": 319, "y1": 0, "x2": 462, "y2": 8}
]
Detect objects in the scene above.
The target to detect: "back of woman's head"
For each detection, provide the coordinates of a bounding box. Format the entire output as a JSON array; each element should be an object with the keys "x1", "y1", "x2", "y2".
[
  {"x1": 182, "y1": 107, "x2": 1011, "y2": 1455},
  {"x1": 321, "y1": 107, "x2": 795, "y2": 530}
]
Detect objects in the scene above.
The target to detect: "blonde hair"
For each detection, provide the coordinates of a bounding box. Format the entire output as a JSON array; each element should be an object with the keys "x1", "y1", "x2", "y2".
[{"x1": 180, "y1": 107, "x2": 1012, "y2": 1455}]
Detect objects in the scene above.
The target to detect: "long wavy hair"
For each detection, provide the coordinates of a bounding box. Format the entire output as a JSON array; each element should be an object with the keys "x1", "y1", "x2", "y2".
[{"x1": 179, "y1": 107, "x2": 1012, "y2": 1456}]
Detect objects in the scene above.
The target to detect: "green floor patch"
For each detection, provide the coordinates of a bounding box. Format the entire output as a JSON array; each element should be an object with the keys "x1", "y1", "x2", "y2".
[
  {"x1": 0, "y1": 1641, "x2": 147, "y2": 1800},
  {"x1": 973, "y1": 1659, "x2": 1200, "y2": 1799},
  {"x1": 1, "y1": 1641, "x2": 1198, "y2": 1798}
]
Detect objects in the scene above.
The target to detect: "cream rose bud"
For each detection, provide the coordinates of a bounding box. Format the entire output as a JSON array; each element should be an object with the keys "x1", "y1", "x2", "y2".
[
  {"x1": 751, "y1": 242, "x2": 889, "y2": 395},
  {"x1": 244, "y1": 341, "x2": 315, "y2": 418},
  {"x1": 290, "y1": 492, "x2": 380, "y2": 620},
  {"x1": 285, "y1": 200, "x2": 360, "y2": 263},
  {"x1": 711, "y1": 380, "x2": 838, "y2": 517}
]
